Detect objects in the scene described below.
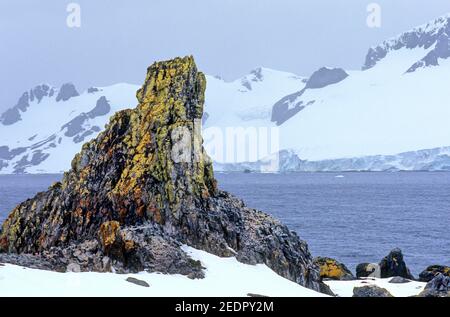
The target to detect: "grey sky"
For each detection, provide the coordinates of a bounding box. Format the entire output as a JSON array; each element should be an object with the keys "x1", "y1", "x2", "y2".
[{"x1": 1, "y1": 0, "x2": 450, "y2": 111}]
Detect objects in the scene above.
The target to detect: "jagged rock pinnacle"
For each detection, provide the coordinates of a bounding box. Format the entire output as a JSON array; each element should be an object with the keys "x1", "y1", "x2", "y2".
[{"x1": 0, "y1": 56, "x2": 328, "y2": 294}]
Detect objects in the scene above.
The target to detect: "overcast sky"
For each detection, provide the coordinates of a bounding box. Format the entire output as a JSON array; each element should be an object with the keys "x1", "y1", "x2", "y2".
[{"x1": 1, "y1": 0, "x2": 450, "y2": 111}]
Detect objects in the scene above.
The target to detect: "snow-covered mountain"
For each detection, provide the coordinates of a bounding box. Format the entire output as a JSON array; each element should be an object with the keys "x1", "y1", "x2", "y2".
[
  {"x1": 2, "y1": 13, "x2": 450, "y2": 174},
  {"x1": 204, "y1": 67, "x2": 306, "y2": 127},
  {"x1": 274, "y1": 13, "x2": 450, "y2": 161},
  {"x1": 0, "y1": 83, "x2": 138, "y2": 173},
  {"x1": 0, "y1": 68, "x2": 304, "y2": 173}
]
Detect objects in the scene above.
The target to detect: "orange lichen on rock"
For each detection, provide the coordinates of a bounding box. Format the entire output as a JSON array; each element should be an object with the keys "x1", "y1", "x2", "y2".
[
  {"x1": 98, "y1": 221, "x2": 121, "y2": 251},
  {"x1": 314, "y1": 257, "x2": 354, "y2": 280}
]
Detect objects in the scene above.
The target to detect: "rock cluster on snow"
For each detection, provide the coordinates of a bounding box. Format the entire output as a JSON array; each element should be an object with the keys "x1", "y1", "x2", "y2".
[{"x1": 355, "y1": 249, "x2": 414, "y2": 280}]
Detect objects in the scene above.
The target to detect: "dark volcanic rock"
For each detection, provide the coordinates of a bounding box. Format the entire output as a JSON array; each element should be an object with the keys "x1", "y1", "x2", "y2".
[
  {"x1": 271, "y1": 91, "x2": 305, "y2": 126},
  {"x1": 356, "y1": 263, "x2": 380, "y2": 278},
  {"x1": 0, "y1": 253, "x2": 63, "y2": 271},
  {"x1": 56, "y1": 83, "x2": 79, "y2": 102},
  {"x1": 353, "y1": 285, "x2": 393, "y2": 297},
  {"x1": 126, "y1": 277, "x2": 150, "y2": 287},
  {"x1": 247, "y1": 293, "x2": 268, "y2": 297},
  {"x1": 87, "y1": 87, "x2": 100, "y2": 94},
  {"x1": 270, "y1": 67, "x2": 347, "y2": 126},
  {"x1": 389, "y1": 276, "x2": 412, "y2": 284},
  {"x1": 418, "y1": 273, "x2": 450, "y2": 297},
  {"x1": 419, "y1": 265, "x2": 450, "y2": 282},
  {"x1": 0, "y1": 56, "x2": 326, "y2": 293},
  {"x1": 379, "y1": 248, "x2": 414, "y2": 279},
  {"x1": 305, "y1": 67, "x2": 348, "y2": 89},
  {"x1": 314, "y1": 257, "x2": 354, "y2": 280}
]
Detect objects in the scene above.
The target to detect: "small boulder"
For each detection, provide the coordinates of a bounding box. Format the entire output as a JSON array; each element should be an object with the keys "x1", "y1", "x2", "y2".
[
  {"x1": 126, "y1": 277, "x2": 150, "y2": 288},
  {"x1": 247, "y1": 293, "x2": 268, "y2": 297},
  {"x1": 419, "y1": 265, "x2": 450, "y2": 282},
  {"x1": 66, "y1": 262, "x2": 81, "y2": 273},
  {"x1": 418, "y1": 273, "x2": 450, "y2": 297},
  {"x1": 379, "y1": 248, "x2": 414, "y2": 279},
  {"x1": 353, "y1": 285, "x2": 394, "y2": 297},
  {"x1": 314, "y1": 257, "x2": 354, "y2": 280},
  {"x1": 356, "y1": 263, "x2": 380, "y2": 278},
  {"x1": 389, "y1": 276, "x2": 412, "y2": 284}
]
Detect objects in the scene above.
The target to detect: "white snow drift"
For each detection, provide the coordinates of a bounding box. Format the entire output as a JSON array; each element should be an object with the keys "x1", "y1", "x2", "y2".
[{"x1": 0, "y1": 246, "x2": 426, "y2": 297}]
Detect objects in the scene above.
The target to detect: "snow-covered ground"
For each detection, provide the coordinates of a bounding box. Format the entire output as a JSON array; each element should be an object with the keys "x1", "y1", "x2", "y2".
[
  {"x1": 0, "y1": 246, "x2": 323, "y2": 297},
  {"x1": 0, "y1": 246, "x2": 427, "y2": 297},
  {"x1": 326, "y1": 278, "x2": 426, "y2": 297}
]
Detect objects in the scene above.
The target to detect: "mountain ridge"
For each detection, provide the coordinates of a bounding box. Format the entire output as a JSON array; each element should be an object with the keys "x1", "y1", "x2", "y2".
[{"x1": 2, "y1": 13, "x2": 450, "y2": 173}]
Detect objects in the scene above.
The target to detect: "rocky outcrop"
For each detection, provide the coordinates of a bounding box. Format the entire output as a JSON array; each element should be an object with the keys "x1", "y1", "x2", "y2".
[
  {"x1": 355, "y1": 249, "x2": 414, "y2": 280},
  {"x1": 379, "y1": 248, "x2": 414, "y2": 279},
  {"x1": 356, "y1": 263, "x2": 380, "y2": 278},
  {"x1": 353, "y1": 285, "x2": 393, "y2": 297},
  {"x1": 0, "y1": 84, "x2": 55, "y2": 126},
  {"x1": 419, "y1": 265, "x2": 450, "y2": 282},
  {"x1": 314, "y1": 257, "x2": 354, "y2": 280},
  {"x1": 418, "y1": 273, "x2": 450, "y2": 297},
  {"x1": 304, "y1": 67, "x2": 348, "y2": 89},
  {"x1": 56, "y1": 83, "x2": 79, "y2": 102},
  {"x1": 0, "y1": 56, "x2": 327, "y2": 293},
  {"x1": 271, "y1": 67, "x2": 347, "y2": 125},
  {"x1": 363, "y1": 14, "x2": 450, "y2": 72},
  {"x1": 389, "y1": 276, "x2": 412, "y2": 284}
]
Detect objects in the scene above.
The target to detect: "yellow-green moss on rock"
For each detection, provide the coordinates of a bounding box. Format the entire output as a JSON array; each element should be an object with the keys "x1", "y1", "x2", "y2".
[{"x1": 0, "y1": 56, "x2": 217, "y2": 252}]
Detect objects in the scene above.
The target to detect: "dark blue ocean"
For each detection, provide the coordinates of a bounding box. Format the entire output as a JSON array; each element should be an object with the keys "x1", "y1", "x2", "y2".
[{"x1": 1, "y1": 172, "x2": 449, "y2": 275}]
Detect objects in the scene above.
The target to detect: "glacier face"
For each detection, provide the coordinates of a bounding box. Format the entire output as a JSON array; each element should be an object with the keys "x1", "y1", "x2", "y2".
[{"x1": 215, "y1": 147, "x2": 450, "y2": 173}]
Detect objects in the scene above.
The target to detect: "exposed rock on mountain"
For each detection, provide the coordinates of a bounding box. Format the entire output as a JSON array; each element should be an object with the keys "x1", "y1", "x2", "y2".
[
  {"x1": 363, "y1": 14, "x2": 450, "y2": 72},
  {"x1": 271, "y1": 67, "x2": 348, "y2": 125},
  {"x1": 0, "y1": 84, "x2": 55, "y2": 125},
  {"x1": 0, "y1": 56, "x2": 327, "y2": 293},
  {"x1": 305, "y1": 67, "x2": 348, "y2": 89},
  {"x1": 56, "y1": 83, "x2": 79, "y2": 102}
]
